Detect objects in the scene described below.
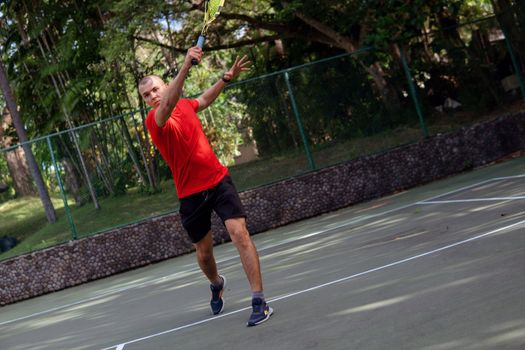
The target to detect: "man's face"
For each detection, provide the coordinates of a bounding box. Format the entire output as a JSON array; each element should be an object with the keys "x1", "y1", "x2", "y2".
[{"x1": 139, "y1": 76, "x2": 166, "y2": 108}]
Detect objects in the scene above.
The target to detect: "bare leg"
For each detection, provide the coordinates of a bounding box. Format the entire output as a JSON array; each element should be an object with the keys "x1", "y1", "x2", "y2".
[
  {"x1": 224, "y1": 217, "x2": 263, "y2": 292},
  {"x1": 194, "y1": 231, "x2": 222, "y2": 285}
]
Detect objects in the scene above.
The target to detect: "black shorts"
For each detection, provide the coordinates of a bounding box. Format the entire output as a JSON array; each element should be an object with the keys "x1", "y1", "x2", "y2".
[{"x1": 179, "y1": 175, "x2": 246, "y2": 243}]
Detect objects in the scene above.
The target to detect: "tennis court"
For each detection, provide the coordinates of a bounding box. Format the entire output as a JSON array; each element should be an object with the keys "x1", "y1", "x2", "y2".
[{"x1": 1, "y1": 156, "x2": 524, "y2": 350}]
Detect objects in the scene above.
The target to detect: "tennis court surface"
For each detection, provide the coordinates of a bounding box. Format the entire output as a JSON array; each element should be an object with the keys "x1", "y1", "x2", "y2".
[{"x1": 1, "y1": 156, "x2": 525, "y2": 350}]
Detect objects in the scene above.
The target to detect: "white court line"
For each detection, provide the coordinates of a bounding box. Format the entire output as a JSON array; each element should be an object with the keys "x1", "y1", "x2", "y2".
[
  {"x1": 0, "y1": 204, "x2": 415, "y2": 328},
  {"x1": 416, "y1": 178, "x2": 496, "y2": 203},
  {"x1": 417, "y1": 173, "x2": 525, "y2": 204},
  {"x1": 1, "y1": 174, "x2": 523, "y2": 327},
  {"x1": 0, "y1": 199, "x2": 421, "y2": 328},
  {"x1": 100, "y1": 218, "x2": 525, "y2": 350},
  {"x1": 417, "y1": 196, "x2": 525, "y2": 204},
  {"x1": 493, "y1": 174, "x2": 525, "y2": 180},
  {"x1": 227, "y1": 176, "x2": 521, "y2": 257}
]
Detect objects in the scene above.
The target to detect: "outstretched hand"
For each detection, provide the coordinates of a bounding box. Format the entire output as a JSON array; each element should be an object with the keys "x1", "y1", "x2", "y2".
[{"x1": 223, "y1": 55, "x2": 251, "y2": 82}]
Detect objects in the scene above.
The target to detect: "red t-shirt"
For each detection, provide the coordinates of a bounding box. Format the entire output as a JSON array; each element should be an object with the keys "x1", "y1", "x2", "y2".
[{"x1": 145, "y1": 98, "x2": 228, "y2": 198}]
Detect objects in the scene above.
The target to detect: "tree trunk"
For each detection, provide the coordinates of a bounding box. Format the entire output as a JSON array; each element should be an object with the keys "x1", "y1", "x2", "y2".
[
  {"x1": 295, "y1": 12, "x2": 401, "y2": 112},
  {"x1": 492, "y1": 0, "x2": 525, "y2": 68},
  {"x1": 119, "y1": 117, "x2": 146, "y2": 185},
  {"x1": 0, "y1": 60, "x2": 57, "y2": 223},
  {"x1": 56, "y1": 132, "x2": 87, "y2": 204},
  {"x1": 1, "y1": 108, "x2": 36, "y2": 196},
  {"x1": 5, "y1": 148, "x2": 37, "y2": 196},
  {"x1": 61, "y1": 156, "x2": 84, "y2": 205}
]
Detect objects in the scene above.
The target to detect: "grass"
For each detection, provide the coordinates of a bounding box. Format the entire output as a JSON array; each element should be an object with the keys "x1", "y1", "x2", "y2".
[
  {"x1": 0, "y1": 181, "x2": 180, "y2": 260},
  {"x1": 1, "y1": 101, "x2": 523, "y2": 261},
  {"x1": 0, "y1": 195, "x2": 66, "y2": 242}
]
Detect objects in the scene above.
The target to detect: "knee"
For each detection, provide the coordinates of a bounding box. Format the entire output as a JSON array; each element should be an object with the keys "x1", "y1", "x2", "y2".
[
  {"x1": 228, "y1": 226, "x2": 251, "y2": 247},
  {"x1": 196, "y1": 247, "x2": 214, "y2": 262}
]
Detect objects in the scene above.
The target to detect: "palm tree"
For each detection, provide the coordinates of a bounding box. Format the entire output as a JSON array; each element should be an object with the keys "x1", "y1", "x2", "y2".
[{"x1": 0, "y1": 59, "x2": 57, "y2": 223}]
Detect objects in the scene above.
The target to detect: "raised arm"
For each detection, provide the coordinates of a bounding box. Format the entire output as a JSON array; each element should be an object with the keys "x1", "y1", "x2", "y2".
[
  {"x1": 196, "y1": 55, "x2": 251, "y2": 112},
  {"x1": 154, "y1": 47, "x2": 203, "y2": 127}
]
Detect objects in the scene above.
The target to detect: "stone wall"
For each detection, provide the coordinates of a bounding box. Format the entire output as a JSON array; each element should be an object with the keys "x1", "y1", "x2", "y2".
[{"x1": 1, "y1": 112, "x2": 524, "y2": 305}]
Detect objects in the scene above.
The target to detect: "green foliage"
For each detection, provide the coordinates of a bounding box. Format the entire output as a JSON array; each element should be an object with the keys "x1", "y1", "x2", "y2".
[
  {"x1": 2, "y1": 0, "x2": 524, "y2": 256},
  {"x1": 234, "y1": 52, "x2": 405, "y2": 157},
  {"x1": 200, "y1": 97, "x2": 245, "y2": 166},
  {"x1": 113, "y1": 159, "x2": 134, "y2": 196},
  {"x1": 1, "y1": 0, "x2": 525, "y2": 264},
  {"x1": 2, "y1": 0, "x2": 506, "y2": 153}
]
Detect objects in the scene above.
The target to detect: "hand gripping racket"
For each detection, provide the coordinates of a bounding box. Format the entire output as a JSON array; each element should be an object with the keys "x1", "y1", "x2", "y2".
[{"x1": 192, "y1": 0, "x2": 225, "y2": 65}]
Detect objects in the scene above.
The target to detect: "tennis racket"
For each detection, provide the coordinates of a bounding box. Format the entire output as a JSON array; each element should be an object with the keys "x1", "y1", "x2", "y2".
[{"x1": 192, "y1": 0, "x2": 226, "y2": 65}]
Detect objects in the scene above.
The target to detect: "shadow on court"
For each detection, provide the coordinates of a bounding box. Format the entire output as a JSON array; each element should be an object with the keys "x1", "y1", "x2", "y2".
[{"x1": 1, "y1": 156, "x2": 524, "y2": 350}]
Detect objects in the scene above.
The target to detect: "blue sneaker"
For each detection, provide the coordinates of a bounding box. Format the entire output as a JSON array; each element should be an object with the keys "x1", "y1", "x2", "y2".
[
  {"x1": 247, "y1": 298, "x2": 273, "y2": 327},
  {"x1": 210, "y1": 275, "x2": 226, "y2": 315}
]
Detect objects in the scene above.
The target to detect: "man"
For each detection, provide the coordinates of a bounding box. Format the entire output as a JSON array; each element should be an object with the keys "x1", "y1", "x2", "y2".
[{"x1": 138, "y1": 46, "x2": 273, "y2": 327}]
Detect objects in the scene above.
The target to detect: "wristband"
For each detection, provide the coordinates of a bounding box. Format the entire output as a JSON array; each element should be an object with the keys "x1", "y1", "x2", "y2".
[{"x1": 221, "y1": 73, "x2": 231, "y2": 83}]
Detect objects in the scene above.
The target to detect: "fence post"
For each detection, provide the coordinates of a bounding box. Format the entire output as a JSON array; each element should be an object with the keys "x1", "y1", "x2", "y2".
[
  {"x1": 46, "y1": 136, "x2": 78, "y2": 240},
  {"x1": 501, "y1": 27, "x2": 525, "y2": 103},
  {"x1": 284, "y1": 71, "x2": 316, "y2": 170},
  {"x1": 400, "y1": 48, "x2": 429, "y2": 138}
]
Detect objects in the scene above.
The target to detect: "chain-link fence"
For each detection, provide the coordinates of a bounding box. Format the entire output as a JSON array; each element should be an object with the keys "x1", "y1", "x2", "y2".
[
  {"x1": 404, "y1": 15, "x2": 525, "y2": 136},
  {"x1": 0, "y1": 110, "x2": 182, "y2": 259},
  {"x1": 1, "y1": 14, "x2": 524, "y2": 260}
]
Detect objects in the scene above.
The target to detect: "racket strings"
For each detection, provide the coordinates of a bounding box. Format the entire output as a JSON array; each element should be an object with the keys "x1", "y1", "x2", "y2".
[{"x1": 201, "y1": 0, "x2": 224, "y2": 36}]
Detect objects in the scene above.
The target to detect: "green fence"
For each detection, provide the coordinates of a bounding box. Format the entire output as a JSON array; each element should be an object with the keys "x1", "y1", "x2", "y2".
[{"x1": 1, "y1": 15, "x2": 524, "y2": 260}]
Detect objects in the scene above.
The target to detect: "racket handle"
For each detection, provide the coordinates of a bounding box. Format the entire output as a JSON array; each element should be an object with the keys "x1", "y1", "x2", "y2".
[{"x1": 192, "y1": 36, "x2": 206, "y2": 65}]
